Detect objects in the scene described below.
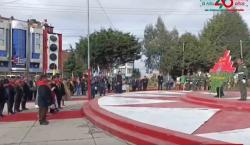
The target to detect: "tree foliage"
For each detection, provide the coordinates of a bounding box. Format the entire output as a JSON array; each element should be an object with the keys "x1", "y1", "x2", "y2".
[
  {"x1": 63, "y1": 46, "x2": 83, "y2": 77},
  {"x1": 143, "y1": 17, "x2": 178, "y2": 73},
  {"x1": 132, "y1": 68, "x2": 141, "y2": 79},
  {"x1": 143, "y1": 12, "x2": 250, "y2": 77},
  {"x1": 75, "y1": 28, "x2": 141, "y2": 71},
  {"x1": 199, "y1": 11, "x2": 250, "y2": 70}
]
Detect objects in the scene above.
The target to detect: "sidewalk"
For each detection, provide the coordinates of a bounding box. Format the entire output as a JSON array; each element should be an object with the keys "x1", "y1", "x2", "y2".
[
  {"x1": 0, "y1": 118, "x2": 131, "y2": 145},
  {"x1": 0, "y1": 95, "x2": 131, "y2": 145}
]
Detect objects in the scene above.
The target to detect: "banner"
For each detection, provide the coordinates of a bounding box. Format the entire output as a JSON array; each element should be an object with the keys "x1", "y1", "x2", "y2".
[{"x1": 12, "y1": 29, "x2": 27, "y2": 68}]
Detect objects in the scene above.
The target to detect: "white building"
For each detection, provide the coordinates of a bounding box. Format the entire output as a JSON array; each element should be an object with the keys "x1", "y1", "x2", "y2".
[{"x1": 113, "y1": 62, "x2": 133, "y2": 77}]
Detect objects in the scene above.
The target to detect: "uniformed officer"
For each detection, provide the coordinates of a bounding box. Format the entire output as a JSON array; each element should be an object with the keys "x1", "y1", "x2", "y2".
[
  {"x1": 236, "y1": 58, "x2": 248, "y2": 101},
  {"x1": 196, "y1": 70, "x2": 203, "y2": 91},
  {"x1": 191, "y1": 73, "x2": 197, "y2": 91},
  {"x1": 142, "y1": 76, "x2": 148, "y2": 91},
  {"x1": 185, "y1": 73, "x2": 192, "y2": 90}
]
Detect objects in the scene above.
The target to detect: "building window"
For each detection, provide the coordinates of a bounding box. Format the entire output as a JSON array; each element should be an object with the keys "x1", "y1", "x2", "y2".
[
  {"x1": 0, "y1": 28, "x2": 4, "y2": 49},
  {"x1": 127, "y1": 63, "x2": 133, "y2": 67},
  {"x1": 6, "y1": 29, "x2": 9, "y2": 50},
  {"x1": 12, "y1": 29, "x2": 27, "y2": 61},
  {"x1": 127, "y1": 68, "x2": 133, "y2": 74},
  {"x1": 32, "y1": 33, "x2": 41, "y2": 53}
]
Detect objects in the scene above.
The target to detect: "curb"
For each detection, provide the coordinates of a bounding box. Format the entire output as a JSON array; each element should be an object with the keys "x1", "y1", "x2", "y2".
[
  {"x1": 83, "y1": 98, "x2": 230, "y2": 145},
  {"x1": 182, "y1": 93, "x2": 250, "y2": 112}
]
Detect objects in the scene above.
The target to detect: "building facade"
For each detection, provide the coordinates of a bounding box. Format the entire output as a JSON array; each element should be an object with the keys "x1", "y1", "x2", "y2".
[
  {"x1": 113, "y1": 62, "x2": 134, "y2": 78},
  {"x1": 0, "y1": 16, "x2": 62, "y2": 74}
]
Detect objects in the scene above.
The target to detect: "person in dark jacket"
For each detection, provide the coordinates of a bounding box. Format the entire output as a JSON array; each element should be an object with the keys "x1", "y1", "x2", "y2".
[
  {"x1": 91, "y1": 78, "x2": 97, "y2": 99},
  {"x1": 99, "y1": 77, "x2": 106, "y2": 96},
  {"x1": 37, "y1": 75, "x2": 52, "y2": 125},
  {"x1": 131, "y1": 79, "x2": 137, "y2": 91},
  {"x1": 158, "y1": 74, "x2": 164, "y2": 90},
  {"x1": 107, "y1": 79, "x2": 111, "y2": 93},
  {"x1": 0, "y1": 79, "x2": 6, "y2": 117},
  {"x1": 50, "y1": 79, "x2": 59, "y2": 113},
  {"x1": 22, "y1": 79, "x2": 30, "y2": 110},
  {"x1": 14, "y1": 80, "x2": 23, "y2": 113},
  {"x1": 116, "y1": 71, "x2": 123, "y2": 93},
  {"x1": 142, "y1": 76, "x2": 149, "y2": 91},
  {"x1": 80, "y1": 78, "x2": 86, "y2": 95},
  {"x1": 55, "y1": 78, "x2": 65, "y2": 109},
  {"x1": 6, "y1": 79, "x2": 15, "y2": 114}
]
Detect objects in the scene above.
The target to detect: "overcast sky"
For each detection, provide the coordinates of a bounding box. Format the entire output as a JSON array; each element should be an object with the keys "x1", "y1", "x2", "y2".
[{"x1": 0, "y1": 0, "x2": 250, "y2": 74}]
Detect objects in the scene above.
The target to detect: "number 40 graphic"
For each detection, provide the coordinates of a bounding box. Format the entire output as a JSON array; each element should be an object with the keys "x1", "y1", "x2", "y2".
[{"x1": 215, "y1": 0, "x2": 234, "y2": 8}]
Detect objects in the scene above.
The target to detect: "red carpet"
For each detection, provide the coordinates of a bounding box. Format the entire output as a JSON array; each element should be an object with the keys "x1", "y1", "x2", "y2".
[{"x1": 0, "y1": 110, "x2": 85, "y2": 122}]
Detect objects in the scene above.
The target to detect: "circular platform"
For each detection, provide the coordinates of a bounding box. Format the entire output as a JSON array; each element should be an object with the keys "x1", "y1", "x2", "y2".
[{"x1": 83, "y1": 91, "x2": 250, "y2": 145}]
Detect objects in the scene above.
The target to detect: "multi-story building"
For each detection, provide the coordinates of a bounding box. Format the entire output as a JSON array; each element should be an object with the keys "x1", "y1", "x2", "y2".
[
  {"x1": 0, "y1": 16, "x2": 10, "y2": 72},
  {"x1": 0, "y1": 16, "x2": 62, "y2": 75}
]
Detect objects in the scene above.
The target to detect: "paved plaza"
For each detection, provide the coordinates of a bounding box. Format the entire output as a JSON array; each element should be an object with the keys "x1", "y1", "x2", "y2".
[
  {"x1": 0, "y1": 118, "x2": 131, "y2": 145},
  {"x1": 2, "y1": 91, "x2": 250, "y2": 144},
  {"x1": 84, "y1": 91, "x2": 250, "y2": 144},
  {"x1": 0, "y1": 95, "x2": 131, "y2": 145}
]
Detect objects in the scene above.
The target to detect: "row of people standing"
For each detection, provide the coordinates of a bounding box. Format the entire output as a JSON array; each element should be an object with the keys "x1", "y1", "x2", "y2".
[
  {"x1": 0, "y1": 75, "x2": 69, "y2": 120},
  {"x1": 157, "y1": 72, "x2": 209, "y2": 91},
  {"x1": 131, "y1": 76, "x2": 149, "y2": 91},
  {"x1": 91, "y1": 76, "x2": 111, "y2": 98},
  {"x1": 0, "y1": 78, "x2": 32, "y2": 117}
]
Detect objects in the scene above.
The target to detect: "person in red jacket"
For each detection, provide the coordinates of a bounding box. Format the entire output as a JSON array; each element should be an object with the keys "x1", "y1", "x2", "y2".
[{"x1": 37, "y1": 75, "x2": 52, "y2": 125}]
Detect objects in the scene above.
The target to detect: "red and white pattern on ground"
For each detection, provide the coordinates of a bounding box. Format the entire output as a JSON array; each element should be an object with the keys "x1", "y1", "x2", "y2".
[{"x1": 97, "y1": 91, "x2": 250, "y2": 145}]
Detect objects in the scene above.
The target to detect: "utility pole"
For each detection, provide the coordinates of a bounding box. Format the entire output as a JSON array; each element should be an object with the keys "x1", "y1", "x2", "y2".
[
  {"x1": 240, "y1": 40, "x2": 243, "y2": 59},
  {"x1": 182, "y1": 42, "x2": 185, "y2": 76},
  {"x1": 87, "y1": 0, "x2": 91, "y2": 100}
]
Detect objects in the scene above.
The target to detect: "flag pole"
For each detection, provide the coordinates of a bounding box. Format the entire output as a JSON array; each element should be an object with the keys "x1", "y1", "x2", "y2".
[{"x1": 87, "y1": 0, "x2": 91, "y2": 100}]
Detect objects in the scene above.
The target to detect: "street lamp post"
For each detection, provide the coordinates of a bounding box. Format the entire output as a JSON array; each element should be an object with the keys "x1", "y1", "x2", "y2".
[
  {"x1": 182, "y1": 42, "x2": 185, "y2": 76},
  {"x1": 240, "y1": 40, "x2": 243, "y2": 59}
]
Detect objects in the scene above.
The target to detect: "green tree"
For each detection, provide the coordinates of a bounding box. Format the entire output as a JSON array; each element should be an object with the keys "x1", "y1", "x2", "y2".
[
  {"x1": 132, "y1": 68, "x2": 141, "y2": 79},
  {"x1": 160, "y1": 28, "x2": 180, "y2": 75},
  {"x1": 179, "y1": 33, "x2": 201, "y2": 72},
  {"x1": 75, "y1": 28, "x2": 141, "y2": 71},
  {"x1": 143, "y1": 17, "x2": 176, "y2": 74},
  {"x1": 200, "y1": 11, "x2": 250, "y2": 70},
  {"x1": 63, "y1": 46, "x2": 84, "y2": 77}
]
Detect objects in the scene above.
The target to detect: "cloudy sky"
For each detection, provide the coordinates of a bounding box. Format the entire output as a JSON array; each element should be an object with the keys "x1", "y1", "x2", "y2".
[{"x1": 0, "y1": 0, "x2": 249, "y2": 74}]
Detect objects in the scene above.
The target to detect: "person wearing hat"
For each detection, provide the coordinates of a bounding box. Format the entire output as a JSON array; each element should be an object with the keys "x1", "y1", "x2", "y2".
[{"x1": 236, "y1": 58, "x2": 248, "y2": 101}]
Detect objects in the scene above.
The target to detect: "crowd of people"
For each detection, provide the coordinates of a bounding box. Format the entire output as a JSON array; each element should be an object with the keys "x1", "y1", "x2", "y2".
[
  {"x1": 1, "y1": 59, "x2": 248, "y2": 124},
  {"x1": 130, "y1": 76, "x2": 149, "y2": 91},
  {"x1": 0, "y1": 74, "x2": 72, "y2": 124},
  {"x1": 0, "y1": 71, "x2": 130, "y2": 124},
  {"x1": 156, "y1": 71, "x2": 215, "y2": 91}
]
